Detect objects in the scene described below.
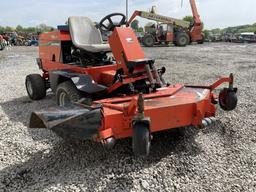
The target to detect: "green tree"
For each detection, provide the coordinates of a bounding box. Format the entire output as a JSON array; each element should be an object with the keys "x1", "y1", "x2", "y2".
[
  {"x1": 131, "y1": 20, "x2": 139, "y2": 31},
  {"x1": 0, "y1": 24, "x2": 54, "y2": 35},
  {"x1": 183, "y1": 16, "x2": 193, "y2": 23},
  {"x1": 137, "y1": 27, "x2": 144, "y2": 33},
  {"x1": 203, "y1": 29, "x2": 210, "y2": 39},
  {"x1": 16, "y1": 25, "x2": 23, "y2": 32},
  {"x1": 211, "y1": 28, "x2": 222, "y2": 34},
  {"x1": 238, "y1": 27, "x2": 256, "y2": 33},
  {"x1": 38, "y1": 23, "x2": 53, "y2": 32},
  {"x1": 5, "y1": 26, "x2": 14, "y2": 32},
  {"x1": 24, "y1": 27, "x2": 37, "y2": 33},
  {"x1": 0, "y1": 26, "x2": 5, "y2": 33}
]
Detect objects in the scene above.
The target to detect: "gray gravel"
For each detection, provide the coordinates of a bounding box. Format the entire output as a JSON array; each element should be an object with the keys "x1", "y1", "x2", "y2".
[{"x1": 0, "y1": 43, "x2": 256, "y2": 191}]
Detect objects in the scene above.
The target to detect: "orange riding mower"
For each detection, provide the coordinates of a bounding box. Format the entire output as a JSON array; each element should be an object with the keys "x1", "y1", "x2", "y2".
[{"x1": 25, "y1": 13, "x2": 237, "y2": 156}]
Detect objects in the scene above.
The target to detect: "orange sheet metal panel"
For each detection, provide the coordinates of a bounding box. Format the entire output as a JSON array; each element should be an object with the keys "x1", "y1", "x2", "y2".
[
  {"x1": 98, "y1": 84, "x2": 184, "y2": 104},
  {"x1": 109, "y1": 27, "x2": 146, "y2": 74},
  {"x1": 39, "y1": 31, "x2": 62, "y2": 62},
  {"x1": 101, "y1": 87, "x2": 212, "y2": 139},
  {"x1": 190, "y1": 25, "x2": 203, "y2": 41},
  {"x1": 39, "y1": 30, "x2": 71, "y2": 63},
  {"x1": 166, "y1": 32, "x2": 174, "y2": 42},
  {"x1": 42, "y1": 59, "x2": 118, "y2": 83},
  {"x1": 99, "y1": 70, "x2": 116, "y2": 85}
]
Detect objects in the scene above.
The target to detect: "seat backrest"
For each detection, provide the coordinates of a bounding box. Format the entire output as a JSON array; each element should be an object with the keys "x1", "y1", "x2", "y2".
[{"x1": 68, "y1": 16, "x2": 103, "y2": 46}]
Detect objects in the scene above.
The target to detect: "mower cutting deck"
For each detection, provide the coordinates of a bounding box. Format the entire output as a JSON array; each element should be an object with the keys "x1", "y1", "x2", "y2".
[{"x1": 26, "y1": 13, "x2": 238, "y2": 156}]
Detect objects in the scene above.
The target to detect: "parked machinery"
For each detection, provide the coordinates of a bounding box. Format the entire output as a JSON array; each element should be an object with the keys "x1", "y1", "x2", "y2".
[
  {"x1": 127, "y1": 0, "x2": 204, "y2": 47},
  {"x1": 0, "y1": 35, "x2": 6, "y2": 50}
]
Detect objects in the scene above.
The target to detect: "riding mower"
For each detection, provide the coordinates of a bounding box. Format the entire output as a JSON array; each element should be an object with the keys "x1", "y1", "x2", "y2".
[{"x1": 26, "y1": 13, "x2": 238, "y2": 156}]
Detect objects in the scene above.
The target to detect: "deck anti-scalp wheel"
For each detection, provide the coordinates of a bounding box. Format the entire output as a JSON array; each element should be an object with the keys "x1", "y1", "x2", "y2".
[
  {"x1": 132, "y1": 122, "x2": 151, "y2": 156},
  {"x1": 25, "y1": 74, "x2": 46, "y2": 100},
  {"x1": 219, "y1": 88, "x2": 238, "y2": 111}
]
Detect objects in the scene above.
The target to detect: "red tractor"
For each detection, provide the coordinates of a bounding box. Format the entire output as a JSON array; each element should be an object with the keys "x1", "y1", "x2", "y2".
[{"x1": 26, "y1": 13, "x2": 237, "y2": 156}]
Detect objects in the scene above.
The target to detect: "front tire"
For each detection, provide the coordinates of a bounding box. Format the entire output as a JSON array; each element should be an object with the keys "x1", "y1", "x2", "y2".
[
  {"x1": 25, "y1": 74, "x2": 46, "y2": 100},
  {"x1": 219, "y1": 88, "x2": 238, "y2": 111},
  {"x1": 56, "y1": 81, "x2": 82, "y2": 107},
  {"x1": 175, "y1": 33, "x2": 189, "y2": 47},
  {"x1": 142, "y1": 34, "x2": 155, "y2": 47},
  {"x1": 132, "y1": 122, "x2": 151, "y2": 156}
]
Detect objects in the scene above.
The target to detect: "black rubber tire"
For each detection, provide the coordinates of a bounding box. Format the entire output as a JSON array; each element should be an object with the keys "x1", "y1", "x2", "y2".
[
  {"x1": 142, "y1": 34, "x2": 155, "y2": 47},
  {"x1": 0, "y1": 45, "x2": 4, "y2": 51},
  {"x1": 198, "y1": 40, "x2": 204, "y2": 44},
  {"x1": 219, "y1": 89, "x2": 238, "y2": 111},
  {"x1": 175, "y1": 33, "x2": 189, "y2": 47},
  {"x1": 25, "y1": 74, "x2": 46, "y2": 100},
  {"x1": 132, "y1": 122, "x2": 151, "y2": 156},
  {"x1": 56, "y1": 81, "x2": 82, "y2": 107},
  {"x1": 198, "y1": 34, "x2": 205, "y2": 44}
]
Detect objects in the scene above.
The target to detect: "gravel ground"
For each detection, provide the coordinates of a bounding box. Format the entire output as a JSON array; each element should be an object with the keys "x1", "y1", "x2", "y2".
[{"x1": 0, "y1": 43, "x2": 255, "y2": 191}]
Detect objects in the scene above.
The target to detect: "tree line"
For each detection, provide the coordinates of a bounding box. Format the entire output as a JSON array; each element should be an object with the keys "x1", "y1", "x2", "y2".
[
  {"x1": 208, "y1": 23, "x2": 256, "y2": 34},
  {"x1": 2, "y1": 20, "x2": 255, "y2": 36},
  {"x1": 0, "y1": 24, "x2": 54, "y2": 34}
]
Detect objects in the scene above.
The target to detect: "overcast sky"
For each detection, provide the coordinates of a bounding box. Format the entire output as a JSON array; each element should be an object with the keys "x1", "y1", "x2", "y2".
[{"x1": 0, "y1": 0, "x2": 255, "y2": 29}]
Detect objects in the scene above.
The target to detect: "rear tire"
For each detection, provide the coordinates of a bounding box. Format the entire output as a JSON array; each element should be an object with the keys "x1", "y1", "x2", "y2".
[
  {"x1": 25, "y1": 74, "x2": 46, "y2": 100},
  {"x1": 56, "y1": 81, "x2": 82, "y2": 107},
  {"x1": 142, "y1": 34, "x2": 155, "y2": 47},
  {"x1": 198, "y1": 40, "x2": 204, "y2": 44},
  {"x1": 132, "y1": 122, "x2": 151, "y2": 156},
  {"x1": 175, "y1": 33, "x2": 189, "y2": 47},
  {"x1": 198, "y1": 34, "x2": 205, "y2": 44}
]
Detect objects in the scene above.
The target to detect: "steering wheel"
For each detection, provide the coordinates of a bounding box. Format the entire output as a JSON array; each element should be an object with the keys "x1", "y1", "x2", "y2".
[{"x1": 99, "y1": 13, "x2": 126, "y2": 32}]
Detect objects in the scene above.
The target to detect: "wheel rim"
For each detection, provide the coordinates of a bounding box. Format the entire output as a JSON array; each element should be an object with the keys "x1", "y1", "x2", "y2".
[
  {"x1": 59, "y1": 92, "x2": 70, "y2": 107},
  {"x1": 26, "y1": 80, "x2": 33, "y2": 96},
  {"x1": 145, "y1": 38, "x2": 153, "y2": 45},
  {"x1": 180, "y1": 37, "x2": 187, "y2": 45}
]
